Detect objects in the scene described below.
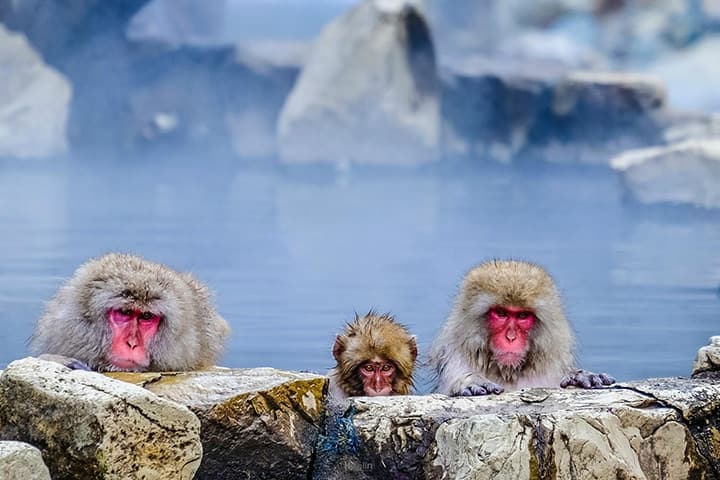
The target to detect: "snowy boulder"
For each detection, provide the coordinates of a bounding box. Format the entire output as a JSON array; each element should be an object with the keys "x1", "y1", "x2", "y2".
[
  {"x1": 315, "y1": 378, "x2": 720, "y2": 479},
  {"x1": 0, "y1": 441, "x2": 51, "y2": 480},
  {"x1": 0, "y1": 358, "x2": 202, "y2": 479},
  {"x1": 0, "y1": 25, "x2": 70, "y2": 159},
  {"x1": 693, "y1": 336, "x2": 720, "y2": 379},
  {"x1": 278, "y1": 0, "x2": 440, "y2": 166},
  {"x1": 611, "y1": 139, "x2": 720, "y2": 209}
]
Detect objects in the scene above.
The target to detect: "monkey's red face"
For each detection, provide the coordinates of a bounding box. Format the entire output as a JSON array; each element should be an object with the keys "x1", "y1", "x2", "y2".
[
  {"x1": 107, "y1": 308, "x2": 161, "y2": 370},
  {"x1": 359, "y1": 357, "x2": 396, "y2": 396},
  {"x1": 487, "y1": 306, "x2": 536, "y2": 368}
]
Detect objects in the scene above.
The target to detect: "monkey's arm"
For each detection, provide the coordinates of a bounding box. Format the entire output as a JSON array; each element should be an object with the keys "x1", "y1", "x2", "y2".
[
  {"x1": 38, "y1": 354, "x2": 92, "y2": 371},
  {"x1": 436, "y1": 351, "x2": 504, "y2": 396},
  {"x1": 560, "y1": 369, "x2": 615, "y2": 389}
]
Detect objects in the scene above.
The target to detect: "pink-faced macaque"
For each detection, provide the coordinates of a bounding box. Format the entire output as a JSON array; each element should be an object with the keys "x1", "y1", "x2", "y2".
[
  {"x1": 328, "y1": 312, "x2": 417, "y2": 399},
  {"x1": 31, "y1": 253, "x2": 230, "y2": 372},
  {"x1": 429, "y1": 260, "x2": 615, "y2": 396}
]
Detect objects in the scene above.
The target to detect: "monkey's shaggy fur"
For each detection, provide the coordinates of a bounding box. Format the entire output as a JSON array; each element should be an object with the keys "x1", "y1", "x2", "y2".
[
  {"x1": 429, "y1": 260, "x2": 576, "y2": 395},
  {"x1": 329, "y1": 312, "x2": 417, "y2": 399},
  {"x1": 31, "y1": 253, "x2": 230, "y2": 372}
]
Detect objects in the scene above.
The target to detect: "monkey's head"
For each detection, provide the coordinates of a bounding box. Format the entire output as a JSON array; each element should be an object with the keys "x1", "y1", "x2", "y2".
[
  {"x1": 73, "y1": 253, "x2": 192, "y2": 372},
  {"x1": 459, "y1": 260, "x2": 573, "y2": 378},
  {"x1": 332, "y1": 312, "x2": 417, "y2": 397}
]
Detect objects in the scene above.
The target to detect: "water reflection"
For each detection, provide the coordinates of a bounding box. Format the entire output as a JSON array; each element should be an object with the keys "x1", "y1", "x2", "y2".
[{"x1": 0, "y1": 158, "x2": 718, "y2": 389}]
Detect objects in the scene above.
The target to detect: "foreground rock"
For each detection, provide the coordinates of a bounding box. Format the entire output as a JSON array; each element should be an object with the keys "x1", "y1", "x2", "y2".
[
  {"x1": 109, "y1": 367, "x2": 327, "y2": 480},
  {"x1": 0, "y1": 358, "x2": 202, "y2": 480},
  {"x1": 316, "y1": 378, "x2": 720, "y2": 479},
  {"x1": 278, "y1": 0, "x2": 440, "y2": 166},
  {"x1": 611, "y1": 139, "x2": 720, "y2": 209},
  {"x1": 0, "y1": 25, "x2": 70, "y2": 159},
  {"x1": 693, "y1": 336, "x2": 720, "y2": 379},
  {"x1": 0, "y1": 441, "x2": 51, "y2": 480},
  {"x1": 443, "y1": 64, "x2": 667, "y2": 163}
]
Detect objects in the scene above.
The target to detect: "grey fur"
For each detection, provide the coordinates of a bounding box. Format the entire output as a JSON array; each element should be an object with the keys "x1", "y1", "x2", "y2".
[{"x1": 31, "y1": 253, "x2": 230, "y2": 372}]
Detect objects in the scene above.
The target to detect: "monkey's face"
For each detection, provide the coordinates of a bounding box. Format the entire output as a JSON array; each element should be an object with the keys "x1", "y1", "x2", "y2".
[
  {"x1": 486, "y1": 306, "x2": 536, "y2": 369},
  {"x1": 106, "y1": 307, "x2": 162, "y2": 371},
  {"x1": 358, "y1": 356, "x2": 396, "y2": 396}
]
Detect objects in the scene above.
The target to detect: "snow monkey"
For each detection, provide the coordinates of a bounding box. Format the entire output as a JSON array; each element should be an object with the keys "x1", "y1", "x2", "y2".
[
  {"x1": 329, "y1": 312, "x2": 418, "y2": 399},
  {"x1": 429, "y1": 260, "x2": 615, "y2": 396},
  {"x1": 31, "y1": 253, "x2": 230, "y2": 372}
]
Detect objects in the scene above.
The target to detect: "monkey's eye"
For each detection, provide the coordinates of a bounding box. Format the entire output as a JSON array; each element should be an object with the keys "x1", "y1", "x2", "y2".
[
  {"x1": 494, "y1": 308, "x2": 508, "y2": 318},
  {"x1": 381, "y1": 364, "x2": 393, "y2": 372},
  {"x1": 138, "y1": 311, "x2": 155, "y2": 321},
  {"x1": 517, "y1": 312, "x2": 529, "y2": 319},
  {"x1": 362, "y1": 364, "x2": 374, "y2": 372},
  {"x1": 118, "y1": 308, "x2": 133, "y2": 317}
]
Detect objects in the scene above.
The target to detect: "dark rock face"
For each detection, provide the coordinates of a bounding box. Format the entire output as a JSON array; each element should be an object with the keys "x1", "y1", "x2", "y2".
[{"x1": 442, "y1": 66, "x2": 667, "y2": 163}]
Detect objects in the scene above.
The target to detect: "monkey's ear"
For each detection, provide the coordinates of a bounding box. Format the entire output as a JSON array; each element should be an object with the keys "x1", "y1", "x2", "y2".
[
  {"x1": 332, "y1": 335, "x2": 345, "y2": 361},
  {"x1": 409, "y1": 336, "x2": 418, "y2": 362}
]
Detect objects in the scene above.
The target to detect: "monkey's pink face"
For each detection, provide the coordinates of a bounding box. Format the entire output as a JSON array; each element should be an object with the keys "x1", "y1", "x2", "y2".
[
  {"x1": 359, "y1": 357, "x2": 396, "y2": 396},
  {"x1": 487, "y1": 306, "x2": 536, "y2": 368},
  {"x1": 107, "y1": 308, "x2": 162, "y2": 370}
]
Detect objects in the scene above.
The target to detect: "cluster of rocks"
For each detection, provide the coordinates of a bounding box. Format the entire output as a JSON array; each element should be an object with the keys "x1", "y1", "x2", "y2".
[
  {"x1": 0, "y1": 336, "x2": 718, "y2": 479},
  {"x1": 0, "y1": 0, "x2": 719, "y2": 207}
]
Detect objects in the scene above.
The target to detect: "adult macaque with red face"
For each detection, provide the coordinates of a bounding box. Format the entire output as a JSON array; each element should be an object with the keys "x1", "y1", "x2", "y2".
[
  {"x1": 31, "y1": 253, "x2": 230, "y2": 372},
  {"x1": 429, "y1": 260, "x2": 614, "y2": 396},
  {"x1": 328, "y1": 312, "x2": 417, "y2": 399}
]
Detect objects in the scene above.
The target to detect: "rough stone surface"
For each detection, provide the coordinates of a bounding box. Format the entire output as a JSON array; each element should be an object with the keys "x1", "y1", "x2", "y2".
[
  {"x1": 109, "y1": 367, "x2": 327, "y2": 480},
  {"x1": 278, "y1": 0, "x2": 440, "y2": 166},
  {"x1": 0, "y1": 358, "x2": 202, "y2": 480},
  {"x1": 0, "y1": 441, "x2": 51, "y2": 480},
  {"x1": 0, "y1": 24, "x2": 70, "y2": 159},
  {"x1": 314, "y1": 378, "x2": 720, "y2": 479},
  {"x1": 442, "y1": 65, "x2": 666, "y2": 163},
  {"x1": 611, "y1": 139, "x2": 720, "y2": 209},
  {"x1": 693, "y1": 335, "x2": 720, "y2": 379}
]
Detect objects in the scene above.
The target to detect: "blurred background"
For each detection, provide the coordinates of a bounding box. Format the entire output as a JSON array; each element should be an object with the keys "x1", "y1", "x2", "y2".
[{"x1": 0, "y1": 0, "x2": 718, "y2": 389}]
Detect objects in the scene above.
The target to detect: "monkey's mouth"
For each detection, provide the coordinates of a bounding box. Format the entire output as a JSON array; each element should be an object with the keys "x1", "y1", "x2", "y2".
[
  {"x1": 493, "y1": 352, "x2": 526, "y2": 368},
  {"x1": 109, "y1": 356, "x2": 149, "y2": 371},
  {"x1": 364, "y1": 386, "x2": 393, "y2": 396}
]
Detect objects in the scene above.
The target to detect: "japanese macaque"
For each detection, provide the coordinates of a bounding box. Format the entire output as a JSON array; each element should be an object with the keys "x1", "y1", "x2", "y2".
[
  {"x1": 429, "y1": 260, "x2": 614, "y2": 396},
  {"x1": 328, "y1": 312, "x2": 417, "y2": 399},
  {"x1": 31, "y1": 253, "x2": 230, "y2": 372}
]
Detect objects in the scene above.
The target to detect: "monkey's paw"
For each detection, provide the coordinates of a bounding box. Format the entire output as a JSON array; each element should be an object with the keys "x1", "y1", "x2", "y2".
[
  {"x1": 458, "y1": 382, "x2": 504, "y2": 396},
  {"x1": 561, "y1": 370, "x2": 615, "y2": 389},
  {"x1": 38, "y1": 354, "x2": 92, "y2": 371}
]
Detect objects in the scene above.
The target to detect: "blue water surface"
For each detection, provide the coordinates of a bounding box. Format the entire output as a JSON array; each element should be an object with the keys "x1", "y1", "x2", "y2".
[{"x1": 0, "y1": 157, "x2": 718, "y2": 390}]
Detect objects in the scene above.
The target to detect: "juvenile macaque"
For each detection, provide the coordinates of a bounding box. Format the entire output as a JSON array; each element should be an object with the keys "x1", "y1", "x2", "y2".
[
  {"x1": 328, "y1": 312, "x2": 417, "y2": 399},
  {"x1": 429, "y1": 260, "x2": 614, "y2": 396},
  {"x1": 31, "y1": 253, "x2": 230, "y2": 372}
]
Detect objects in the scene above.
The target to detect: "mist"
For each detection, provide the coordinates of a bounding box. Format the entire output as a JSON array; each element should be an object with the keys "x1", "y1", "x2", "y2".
[{"x1": 1, "y1": 0, "x2": 719, "y2": 388}]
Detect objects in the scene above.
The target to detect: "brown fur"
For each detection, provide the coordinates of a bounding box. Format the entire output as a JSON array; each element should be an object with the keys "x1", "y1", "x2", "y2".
[
  {"x1": 31, "y1": 253, "x2": 230, "y2": 372},
  {"x1": 329, "y1": 312, "x2": 417, "y2": 398},
  {"x1": 429, "y1": 260, "x2": 576, "y2": 395}
]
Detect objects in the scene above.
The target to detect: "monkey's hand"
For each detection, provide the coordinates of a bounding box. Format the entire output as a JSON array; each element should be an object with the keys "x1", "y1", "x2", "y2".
[
  {"x1": 561, "y1": 370, "x2": 615, "y2": 389},
  {"x1": 458, "y1": 381, "x2": 504, "y2": 396},
  {"x1": 38, "y1": 354, "x2": 92, "y2": 371}
]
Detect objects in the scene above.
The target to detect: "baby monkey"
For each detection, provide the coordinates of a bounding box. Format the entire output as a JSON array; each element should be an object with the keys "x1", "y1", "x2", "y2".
[{"x1": 328, "y1": 312, "x2": 417, "y2": 399}]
